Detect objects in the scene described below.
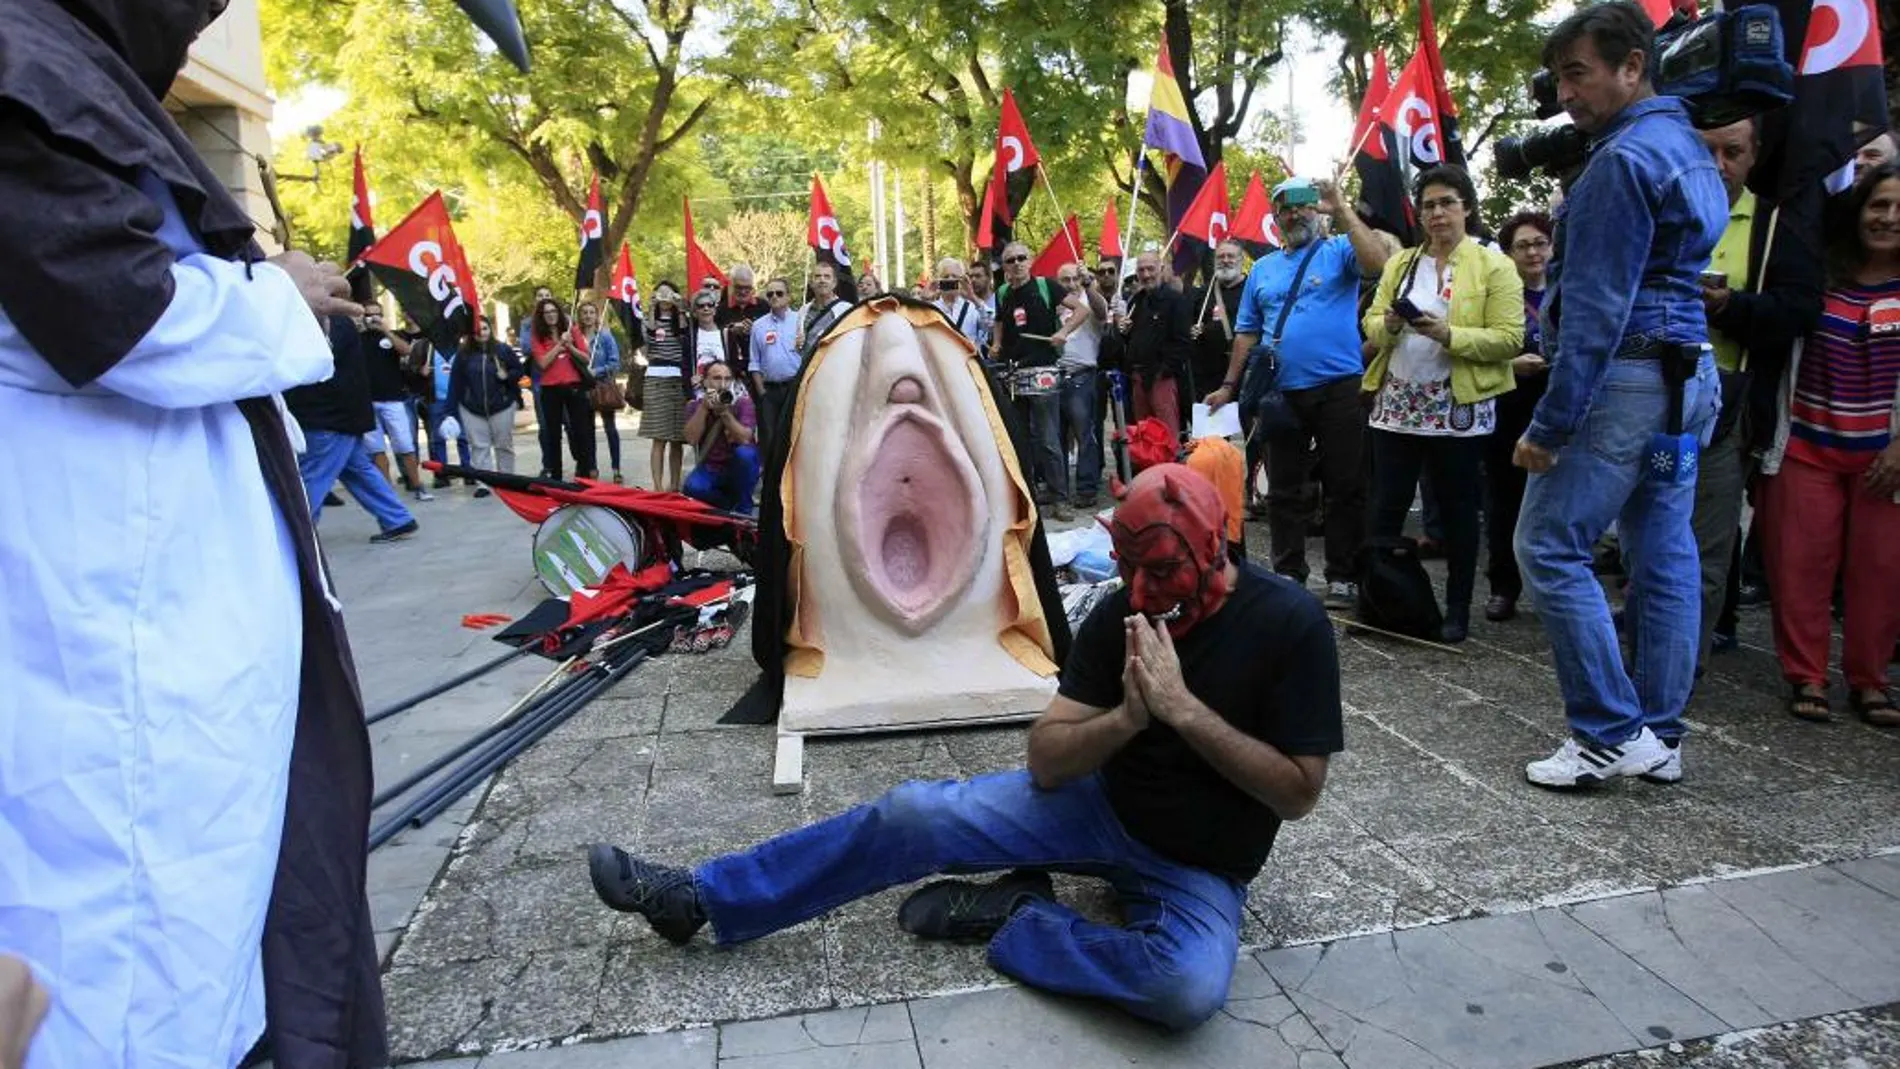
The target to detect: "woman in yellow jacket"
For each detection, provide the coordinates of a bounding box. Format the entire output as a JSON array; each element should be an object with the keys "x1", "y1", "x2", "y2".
[{"x1": 1361, "y1": 165, "x2": 1525, "y2": 642}]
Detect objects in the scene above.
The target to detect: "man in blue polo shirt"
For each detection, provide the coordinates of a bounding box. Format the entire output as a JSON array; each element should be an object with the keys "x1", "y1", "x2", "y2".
[
  {"x1": 1206, "y1": 177, "x2": 1390, "y2": 608},
  {"x1": 748, "y1": 277, "x2": 802, "y2": 456}
]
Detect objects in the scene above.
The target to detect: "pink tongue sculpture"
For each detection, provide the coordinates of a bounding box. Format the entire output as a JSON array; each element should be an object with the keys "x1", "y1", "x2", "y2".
[{"x1": 849, "y1": 410, "x2": 979, "y2": 631}]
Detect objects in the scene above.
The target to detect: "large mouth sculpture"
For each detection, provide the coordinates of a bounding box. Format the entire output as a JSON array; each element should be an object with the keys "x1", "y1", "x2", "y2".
[{"x1": 835, "y1": 370, "x2": 986, "y2": 634}]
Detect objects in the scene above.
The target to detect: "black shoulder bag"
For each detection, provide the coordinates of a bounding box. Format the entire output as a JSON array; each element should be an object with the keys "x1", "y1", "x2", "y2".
[{"x1": 1236, "y1": 240, "x2": 1324, "y2": 441}]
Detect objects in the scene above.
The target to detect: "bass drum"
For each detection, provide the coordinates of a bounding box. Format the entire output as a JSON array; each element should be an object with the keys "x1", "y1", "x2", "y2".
[{"x1": 531, "y1": 504, "x2": 647, "y2": 596}]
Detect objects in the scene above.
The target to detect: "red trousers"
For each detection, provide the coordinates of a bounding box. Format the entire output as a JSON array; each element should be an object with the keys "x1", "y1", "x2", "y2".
[
  {"x1": 1761, "y1": 454, "x2": 1900, "y2": 690},
  {"x1": 1131, "y1": 374, "x2": 1181, "y2": 442}
]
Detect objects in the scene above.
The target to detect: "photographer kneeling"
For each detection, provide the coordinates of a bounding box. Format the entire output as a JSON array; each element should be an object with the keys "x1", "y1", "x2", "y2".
[
  {"x1": 682, "y1": 361, "x2": 760, "y2": 514},
  {"x1": 1513, "y1": 1, "x2": 1727, "y2": 790}
]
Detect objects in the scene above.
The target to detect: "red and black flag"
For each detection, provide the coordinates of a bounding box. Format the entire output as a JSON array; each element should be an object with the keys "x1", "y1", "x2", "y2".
[
  {"x1": 808, "y1": 174, "x2": 852, "y2": 270},
  {"x1": 359, "y1": 191, "x2": 482, "y2": 353},
  {"x1": 1413, "y1": 0, "x2": 1466, "y2": 169},
  {"x1": 608, "y1": 242, "x2": 641, "y2": 338},
  {"x1": 1172, "y1": 161, "x2": 1232, "y2": 251},
  {"x1": 1755, "y1": 0, "x2": 1886, "y2": 200},
  {"x1": 1383, "y1": 50, "x2": 1454, "y2": 177},
  {"x1": 1353, "y1": 51, "x2": 1415, "y2": 243},
  {"x1": 575, "y1": 173, "x2": 605, "y2": 291},
  {"x1": 1230, "y1": 170, "x2": 1281, "y2": 256},
  {"x1": 981, "y1": 89, "x2": 1043, "y2": 253},
  {"x1": 346, "y1": 146, "x2": 376, "y2": 303}
]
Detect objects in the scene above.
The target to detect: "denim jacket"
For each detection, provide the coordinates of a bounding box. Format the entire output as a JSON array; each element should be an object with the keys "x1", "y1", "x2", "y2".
[
  {"x1": 1527, "y1": 96, "x2": 1728, "y2": 449},
  {"x1": 589, "y1": 327, "x2": 622, "y2": 376}
]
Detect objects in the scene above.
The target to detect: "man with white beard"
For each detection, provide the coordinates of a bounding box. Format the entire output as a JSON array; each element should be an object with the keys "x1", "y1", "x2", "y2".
[{"x1": 1191, "y1": 241, "x2": 1250, "y2": 404}]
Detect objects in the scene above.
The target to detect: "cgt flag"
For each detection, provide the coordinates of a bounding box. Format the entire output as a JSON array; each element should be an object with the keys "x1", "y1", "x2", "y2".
[
  {"x1": 808, "y1": 174, "x2": 853, "y2": 270},
  {"x1": 1173, "y1": 161, "x2": 1232, "y2": 250},
  {"x1": 1230, "y1": 170, "x2": 1280, "y2": 255},
  {"x1": 359, "y1": 191, "x2": 482, "y2": 354},
  {"x1": 1757, "y1": 0, "x2": 1886, "y2": 199},
  {"x1": 1383, "y1": 51, "x2": 1452, "y2": 177},
  {"x1": 683, "y1": 197, "x2": 727, "y2": 292},
  {"x1": 575, "y1": 174, "x2": 605, "y2": 291},
  {"x1": 1354, "y1": 50, "x2": 1415, "y2": 243},
  {"x1": 346, "y1": 146, "x2": 377, "y2": 303},
  {"x1": 1030, "y1": 214, "x2": 1084, "y2": 279},
  {"x1": 608, "y1": 242, "x2": 642, "y2": 338},
  {"x1": 990, "y1": 88, "x2": 1042, "y2": 230}
]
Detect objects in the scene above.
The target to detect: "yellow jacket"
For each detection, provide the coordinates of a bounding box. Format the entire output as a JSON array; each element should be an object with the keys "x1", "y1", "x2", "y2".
[{"x1": 1361, "y1": 239, "x2": 1525, "y2": 404}]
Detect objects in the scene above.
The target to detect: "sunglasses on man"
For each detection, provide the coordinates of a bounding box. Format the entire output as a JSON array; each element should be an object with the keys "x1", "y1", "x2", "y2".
[{"x1": 1002, "y1": 254, "x2": 1029, "y2": 264}]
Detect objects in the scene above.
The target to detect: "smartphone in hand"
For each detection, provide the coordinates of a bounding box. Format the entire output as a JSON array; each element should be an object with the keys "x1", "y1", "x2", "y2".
[{"x1": 1391, "y1": 297, "x2": 1425, "y2": 321}]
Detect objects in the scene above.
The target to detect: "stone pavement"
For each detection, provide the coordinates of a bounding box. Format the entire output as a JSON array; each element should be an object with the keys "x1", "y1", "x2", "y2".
[{"x1": 326, "y1": 424, "x2": 1900, "y2": 1068}]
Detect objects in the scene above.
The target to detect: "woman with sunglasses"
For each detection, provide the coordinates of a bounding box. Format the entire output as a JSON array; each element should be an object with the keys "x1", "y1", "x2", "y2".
[
  {"x1": 689, "y1": 291, "x2": 726, "y2": 383},
  {"x1": 639, "y1": 282, "x2": 691, "y2": 492},
  {"x1": 528, "y1": 297, "x2": 597, "y2": 480}
]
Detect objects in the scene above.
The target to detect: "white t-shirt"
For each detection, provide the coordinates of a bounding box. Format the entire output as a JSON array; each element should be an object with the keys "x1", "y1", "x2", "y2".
[
  {"x1": 1368, "y1": 252, "x2": 1496, "y2": 438},
  {"x1": 693, "y1": 330, "x2": 725, "y2": 378},
  {"x1": 1057, "y1": 300, "x2": 1101, "y2": 369}
]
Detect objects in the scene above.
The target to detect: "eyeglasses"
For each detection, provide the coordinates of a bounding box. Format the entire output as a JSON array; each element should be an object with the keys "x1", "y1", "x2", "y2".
[
  {"x1": 694, "y1": 302, "x2": 717, "y2": 310},
  {"x1": 1419, "y1": 196, "x2": 1464, "y2": 214},
  {"x1": 1003, "y1": 254, "x2": 1029, "y2": 264},
  {"x1": 1511, "y1": 238, "x2": 1553, "y2": 252},
  {"x1": 735, "y1": 283, "x2": 755, "y2": 291},
  {"x1": 765, "y1": 289, "x2": 788, "y2": 298}
]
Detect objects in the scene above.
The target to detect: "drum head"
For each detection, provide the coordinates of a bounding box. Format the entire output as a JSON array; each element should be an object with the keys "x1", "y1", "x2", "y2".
[{"x1": 532, "y1": 505, "x2": 646, "y2": 596}]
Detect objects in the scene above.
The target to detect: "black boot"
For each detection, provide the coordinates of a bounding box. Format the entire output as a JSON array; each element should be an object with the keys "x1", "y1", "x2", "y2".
[
  {"x1": 588, "y1": 844, "x2": 707, "y2": 945},
  {"x1": 897, "y1": 869, "x2": 1054, "y2": 942},
  {"x1": 1440, "y1": 603, "x2": 1470, "y2": 644}
]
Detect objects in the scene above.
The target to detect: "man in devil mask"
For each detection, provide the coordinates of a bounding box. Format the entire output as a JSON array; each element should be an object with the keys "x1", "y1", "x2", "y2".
[
  {"x1": 588, "y1": 465, "x2": 1342, "y2": 1030},
  {"x1": 0, "y1": 2, "x2": 388, "y2": 1067}
]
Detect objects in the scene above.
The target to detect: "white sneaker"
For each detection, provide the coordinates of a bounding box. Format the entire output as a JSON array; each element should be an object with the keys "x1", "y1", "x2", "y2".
[
  {"x1": 1525, "y1": 727, "x2": 1671, "y2": 789},
  {"x1": 1323, "y1": 581, "x2": 1358, "y2": 611},
  {"x1": 413, "y1": 489, "x2": 435, "y2": 502},
  {"x1": 1640, "y1": 739, "x2": 1683, "y2": 784}
]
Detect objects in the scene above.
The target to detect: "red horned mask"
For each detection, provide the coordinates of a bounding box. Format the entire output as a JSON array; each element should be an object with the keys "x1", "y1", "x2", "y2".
[{"x1": 1102, "y1": 463, "x2": 1231, "y2": 636}]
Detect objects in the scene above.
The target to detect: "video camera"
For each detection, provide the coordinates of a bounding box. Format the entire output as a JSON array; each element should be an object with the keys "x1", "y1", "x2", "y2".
[{"x1": 1494, "y1": 5, "x2": 1794, "y2": 180}]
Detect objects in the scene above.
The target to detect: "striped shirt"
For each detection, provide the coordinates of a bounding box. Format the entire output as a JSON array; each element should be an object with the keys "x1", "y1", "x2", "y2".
[{"x1": 1788, "y1": 279, "x2": 1900, "y2": 472}]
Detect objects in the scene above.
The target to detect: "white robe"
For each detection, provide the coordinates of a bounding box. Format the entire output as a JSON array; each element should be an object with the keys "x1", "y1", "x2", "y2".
[{"x1": 0, "y1": 173, "x2": 333, "y2": 1069}]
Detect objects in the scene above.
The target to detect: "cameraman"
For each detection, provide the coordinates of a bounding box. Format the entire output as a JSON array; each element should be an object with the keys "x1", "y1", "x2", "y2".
[
  {"x1": 1513, "y1": 0, "x2": 1727, "y2": 790},
  {"x1": 682, "y1": 361, "x2": 760, "y2": 514},
  {"x1": 930, "y1": 257, "x2": 985, "y2": 350}
]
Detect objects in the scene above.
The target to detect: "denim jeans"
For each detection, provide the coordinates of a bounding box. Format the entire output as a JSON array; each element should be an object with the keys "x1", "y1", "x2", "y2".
[
  {"x1": 298, "y1": 429, "x2": 415, "y2": 532},
  {"x1": 1513, "y1": 355, "x2": 1719, "y2": 746},
  {"x1": 1015, "y1": 390, "x2": 1068, "y2": 502},
  {"x1": 424, "y1": 397, "x2": 472, "y2": 470},
  {"x1": 683, "y1": 445, "x2": 762, "y2": 515},
  {"x1": 695, "y1": 770, "x2": 1245, "y2": 1030},
  {"x1": 1060, "y1": 369, "x2": 1103, "y2": 500}
]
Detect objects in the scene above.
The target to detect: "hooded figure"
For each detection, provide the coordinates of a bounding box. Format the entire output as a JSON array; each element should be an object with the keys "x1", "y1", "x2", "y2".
[{"x1": 0, "y1": 2, "x2": 387, "y2": 1067}]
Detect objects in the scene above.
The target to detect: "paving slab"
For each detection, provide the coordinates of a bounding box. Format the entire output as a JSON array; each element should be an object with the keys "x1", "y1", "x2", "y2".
[{"x1": 481, "y1": 1029, "x2": 717, "y2": 1068}]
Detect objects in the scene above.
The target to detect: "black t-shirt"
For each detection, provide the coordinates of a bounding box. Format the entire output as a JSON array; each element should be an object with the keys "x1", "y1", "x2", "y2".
[
  {"x1": 996, "y1": 279, "x2": 1063, "y2": 368},
  {"x1": 1057, "y1": 562, "x2": 1344, "y2": 882},
  {"x1": 361, "y1": 329, "x2": 407, "y2": 402},
  {"x1": 286, "y1": 317, "x2": 375, "y2": 435}
]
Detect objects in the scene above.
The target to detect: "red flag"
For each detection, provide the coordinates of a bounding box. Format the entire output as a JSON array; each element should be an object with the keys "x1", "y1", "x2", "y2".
[
  {"x1": 1230, "y1": 170, "x2": 1279, "y2": 253},
  {"x1": 683, "y1": 197, "x2": 727, "y2": 292},
  {"x1": 976, "y1": 180, "x2": 997, "y2": 251},
  {"x1": 991, "y1": 89, "x2": 1042, "y2": 228},
  {"x1": 1172, "y1": 161, "x2": 1232, "y2": 249},
  {"x1": 347, "y1": 147, "x2": 375, "y2": 265},
  {"x1": 1355, "y1": 51, "x2": 1415, "y2": 243},
  {"x1": 1099, "y1": 199, "x2": 1123, "y2": 259},
  {"x1": 359, "y1": 191, "x2": 482, "y2": 350},
  {"x1": 1382, "y1": 52, "x2": 1451, "y2": 172},
  {"x1": 1636, "y1": 0, "x2": 1675, "y2": 25},
  {"x1": 608, "y1": 242, "x2": 641, "y2": 336},
  {"x1": 1351, "y1": 51, "x2": 1393, "y2": 163},
  {"x1": 807, "y1": 174, "x2": 853, "y2": 269},
  {"x1": 1414, "y1": 0, "x2": 1467, "y2": 167},
  {"x1": 1756, "y1": 0, "x2": 1887, "y2": 198},
  {"x1": 1030, "y1": 214, "x2": 1084, "y2": 279},
  {"x1": 575, "y1": 173, "x2": 605, "y2": 291}
]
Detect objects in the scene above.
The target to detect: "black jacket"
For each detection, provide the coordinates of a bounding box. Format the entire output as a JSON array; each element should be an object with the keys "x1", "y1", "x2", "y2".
[
  {"x1": 286, "y1": 317, "x2": 376, "y2": 435},
  {"x1": 1707, "y1": 189, "x2": 1825, "y2": 449},
  {"x1": 995, "y1": 278, "x2": 1063, "y2": 367},
  {"x1": 1104, "y1": 284, "x2": 1195, "y2": 380},
  {"x1": 450, "y1": 340, "x2": 524, "y2": 416},
  {"x1": 1189, "y1": 280, "x2": 1247, "y2": 394}
]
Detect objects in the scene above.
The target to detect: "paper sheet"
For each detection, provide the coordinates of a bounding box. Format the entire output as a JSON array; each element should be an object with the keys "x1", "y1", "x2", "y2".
[{"x1": 1190, "y1": 402, "x2": 1242, "y2": 440}]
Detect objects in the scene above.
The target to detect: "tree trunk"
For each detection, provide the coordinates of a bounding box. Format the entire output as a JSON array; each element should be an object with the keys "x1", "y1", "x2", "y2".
[{"x1": 922, "y1": 172, "x2": 938, "y2": 270}]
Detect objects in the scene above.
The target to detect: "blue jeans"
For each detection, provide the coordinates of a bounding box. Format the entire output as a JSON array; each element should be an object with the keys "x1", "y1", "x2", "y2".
[
  {"x1": 299, "y1": 429, "x2": 416, "y2": 532},
  {"x1": 424, "y1": 397, "x2": 472, "y2": 470},
  {"x1": 695, "y1": 770, "x2": 1245, "y2": 1030},
  {"x1": 1513, "y1": 356, "x2": 1719, "y2": 747},
  {"x1": 682, "y1": 445, "x2": 761, "y2": 515},
  {"x1": 1015, "y1": 390, "x2": 1068, "y2": 502},
  {"x1": 1060, "y1": 369, "x2": 1102, "y2": 499}
]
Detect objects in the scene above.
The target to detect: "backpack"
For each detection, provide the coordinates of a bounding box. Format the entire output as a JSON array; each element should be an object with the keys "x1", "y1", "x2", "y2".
[{"x1": 1354, "y1": 536, "x2": 1443, "y2": 640}]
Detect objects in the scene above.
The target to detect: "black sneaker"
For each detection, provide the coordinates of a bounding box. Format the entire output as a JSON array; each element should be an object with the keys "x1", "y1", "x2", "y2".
[
  {"x1": 369, "y1": 520, "x2": 419, "y2": 543},
  {"x1": 473, "y1": 487, "x2": 492, "y2": 499},
  {"x1": 588, "y1": 845, "x2": 706, "y2": 945},
  {"x1": 323, "y1": 491, "x2": 346, "y2": 507},
  {"x1": 897, "y1": 869, "x2": 1054, "y2": 942}
]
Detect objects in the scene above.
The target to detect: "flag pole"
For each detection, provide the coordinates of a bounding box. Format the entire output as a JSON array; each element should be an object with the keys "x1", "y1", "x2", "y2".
[
  {"x1": 1120, "y1": 152, "x2": 1148, "y2": 282},
  {"x1": 1036, "y1": 166, "x2": 1086, "y2": 266}
]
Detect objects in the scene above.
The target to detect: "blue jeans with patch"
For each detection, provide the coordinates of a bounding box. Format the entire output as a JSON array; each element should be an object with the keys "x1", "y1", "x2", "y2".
[
  {"x1": 1513, "y1": 355, "x2": 1719, "y2": 747},
  {"x1": 694, "y1": 770, "x2": 1245, "y2": 1029}
]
